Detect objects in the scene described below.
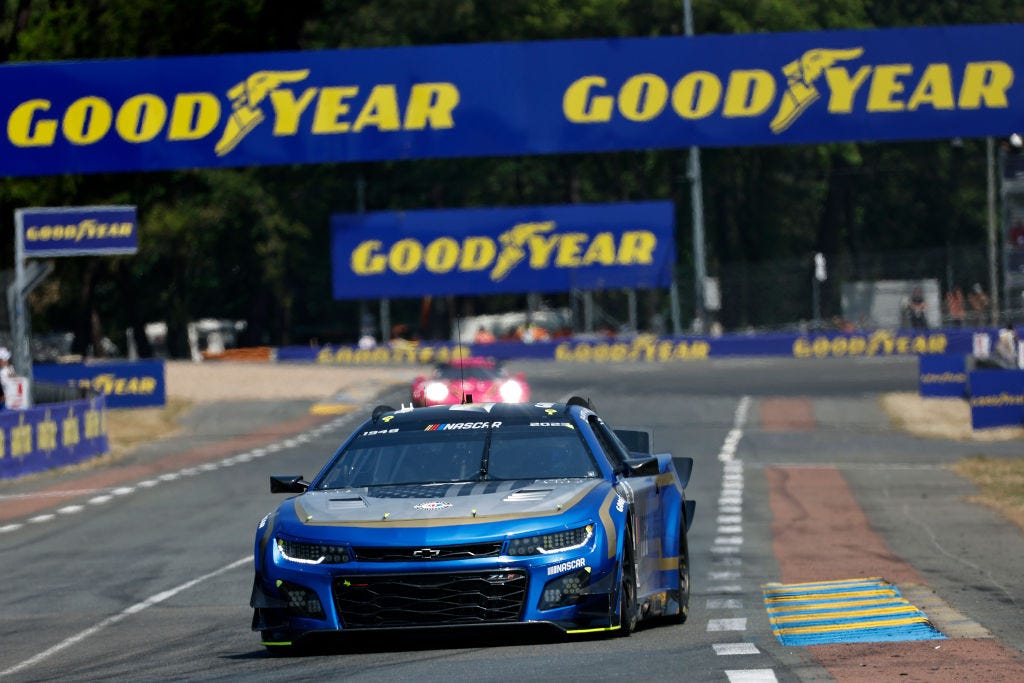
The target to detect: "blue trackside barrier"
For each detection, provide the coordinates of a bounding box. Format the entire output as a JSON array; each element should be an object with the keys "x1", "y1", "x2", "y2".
[
  {"x1": 968, "y1": 369, "x2": 1024, "y2": 430},
  {"x1": 32, "y1": 360, "x2": 166, "y2": 409},
  {"x1": 0, "y1": 396, "x2": 109, "y2": 479},
  {"x1": 278, "y1": 329, "x2": 977, "y2": 366},
  {"x1": 918, "y1": 354, "x2": 968, "y2": 398}
]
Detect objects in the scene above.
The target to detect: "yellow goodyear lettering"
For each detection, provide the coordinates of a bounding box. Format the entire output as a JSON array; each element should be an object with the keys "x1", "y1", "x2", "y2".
[
  {"x1": 348, "y1": 224, "x2": 661, "y2": 282},
  {"x1": 791, "y1": 333, "x2": 952, "y2": 358},
  {"x1": 562, "y1": 49, "x2": 1015, "y2": 137},
  {"x1": 0, "y1": 428, "x2": 5, "y2": 458},
  {"x1": 12, "y1": 415, "x2": 32, "y2": 458},
  {"x1": 7, "y1": 71, "x2": 461, "y2": 157},
  {"x1": 85, "y1": 405, "x2": 102, "y2": 439},
  {"x1": 554, "y1": 337, "x2": 711, "y2": 363},
  {"x1": 63, "y1": 409, "x2": 81, "y2": 449},
  {"x1": 38, "y1": 411, "x2": 58, "y2": 452}
]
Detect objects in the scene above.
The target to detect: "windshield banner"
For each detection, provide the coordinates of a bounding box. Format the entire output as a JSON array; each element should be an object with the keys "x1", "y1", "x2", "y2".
[
  {"x1": 331, "y1": 201, "x2": 675, "y2": 298},
  {"x1": 0, "y1": 24, "x2": 1021, "y2": 177}
]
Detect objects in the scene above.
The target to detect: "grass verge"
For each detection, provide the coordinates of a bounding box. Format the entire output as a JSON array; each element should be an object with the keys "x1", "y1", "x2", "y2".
[
  {"x1": 105, "y1": 397, "x2": 193, "y2": 458},
  {"x1": 953, "y1": 456, "x2": 1024, "y2": 533}
]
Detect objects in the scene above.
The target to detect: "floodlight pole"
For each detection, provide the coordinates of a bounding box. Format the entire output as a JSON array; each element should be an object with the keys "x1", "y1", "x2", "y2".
[{"x1": 683, "y1": 0, "x2": 708, "y2": 334}]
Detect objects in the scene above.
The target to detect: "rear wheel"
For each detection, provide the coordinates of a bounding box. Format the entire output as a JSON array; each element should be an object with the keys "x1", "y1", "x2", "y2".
[
  {"x1": 673, "y1": 526, "x2": 691, "y2": 624},
  {"x1": 617, "y1": 534, "x2": 638, "y2": 636}
]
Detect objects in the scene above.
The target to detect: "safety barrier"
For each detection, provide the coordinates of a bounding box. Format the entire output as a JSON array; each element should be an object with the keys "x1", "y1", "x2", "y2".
[{"x1": 0, "y1": 396, "x2": 109, "y2": 479}]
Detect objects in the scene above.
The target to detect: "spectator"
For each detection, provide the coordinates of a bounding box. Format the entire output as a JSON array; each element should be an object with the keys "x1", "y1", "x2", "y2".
[
  {"x1": 944, "y1": 286, "x2": 965, "y2": 328},
  {"x1": 0, "y1": 347, "x2": 15, "y2": 409},
  {"x1": 967, "y1": 283, "x2": 990, "y2": 327},
  {"x1": 906, "y1": 286, "x2": 928, "y2": 329},
  {"x1": 993, "y1": 324, "x2": 1021, "y2": 369},
  {"x1": 473, "y1": 325, "x2": 495, "y2": 344}
]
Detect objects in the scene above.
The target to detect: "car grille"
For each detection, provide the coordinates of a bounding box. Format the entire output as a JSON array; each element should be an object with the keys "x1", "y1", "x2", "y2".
[
  {"x1": 333, "y1": 570, "x2": 527, "y2": 629},
  {"x1": 352, "y1": 542, "x2": 503, "y2": 562}
]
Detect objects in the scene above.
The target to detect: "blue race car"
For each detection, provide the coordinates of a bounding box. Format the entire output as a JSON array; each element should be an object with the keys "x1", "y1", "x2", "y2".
[{"x1": 251, "y1": 397, "x2": 694, "y2": 650}]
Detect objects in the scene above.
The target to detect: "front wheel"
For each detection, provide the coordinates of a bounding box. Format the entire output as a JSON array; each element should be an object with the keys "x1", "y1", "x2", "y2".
[{"x1": 616, "y1": 535, "x2": 638, "y2": 636}]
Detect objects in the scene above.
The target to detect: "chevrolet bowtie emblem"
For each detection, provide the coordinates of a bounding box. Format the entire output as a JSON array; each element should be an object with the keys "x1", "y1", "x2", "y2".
[{"x1": 412, "y1": 548, "x2": 442, "y2": 558}]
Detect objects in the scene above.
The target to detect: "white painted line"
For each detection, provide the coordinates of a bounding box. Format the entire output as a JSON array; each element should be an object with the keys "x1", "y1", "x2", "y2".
[
  {"x1": 714, "y1": 556, "x2": 742, "y2": 566},
  {"x1": 88, "y1": 495, "x2": 112, "y2": 505},
  {"x1": 111, "y1": 487, "x2": 135, "y2": 496},
  {"x1": 236, "y1": 454, "x2": 253, "y2": 463},
  {"x1": 711, "y1": 545, "x2": 741, "y2": 555},
  {"x1": 726, "y1": 670, "x2": 778, "y2": 683},
  {"x1": 718, "y1": 525, "x2": 743, "y2": 534},
  {"x1": 283, "y1": 439, "x2": 298, "y2": 448},
  {"x1": 707, "y1": 598, "x2": 743, "y2": 609},
  {"x1": 57, "y1": 505, "x2": 84, "y2": 515},
  {"x1": 709, "y1": 571, "x2": 741, "y2": 580},
  {"x1": 708, "y1": 584, "x2": 744, "y2": 594},
  {"x1": 0, "y1": 523, "x2": 23, "y2": 533},
  {"x1": 28, "y1": 514, "x2": 55, "y2": 524},
  {"x1": 179, "y1": 467, "x2": 200, "y2": 476},
  {"x1": 719, "y1": 505, "x2": 742, "y2": 514},
  {"x1": 714, "y1": 536, "x2": 743, "y2": 546},
  {"x1": 707, "y1": 617, "x2": 747, "y2": 632},
  {"x1": 714, "y1": 643, "x2": 760, "y2": 656},
  {"x1": 158, "y1": 473, "x2": 180, "y2": 482},
  {"x1": 250, "y1": 449, "x2": 266, "y2": 457},
  {"x1": 0, "y1": 556, "x2": 250, "y2": 678},
  {"x1": 138, "y1": 480, "x2": 159, "y2": 488},
  {"x1": 199, "y1": 463, "x2": 219, "y2": 471},
  {"x1": 265, "y1": 444, "x2": 282, "y2": 453},
  {"x1": 717, "y1": 515, "x2": 742, "y2": 525}
]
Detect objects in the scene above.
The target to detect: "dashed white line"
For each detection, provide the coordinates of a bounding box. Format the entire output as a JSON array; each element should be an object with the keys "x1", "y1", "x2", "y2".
[
  {"x1": 714, "y1": 643, "x2": 760, "y2": 656},
  {"x1": 726, "y1": 670, "x2": 778, "y2": 683},
  {"x1": 708, "y1": 584, "x2": 744, "y2": 594},
  {"x1": 709, "y1": 570, "x2": 741, "y2": 581},
  {"x1": 707, "y1": 617, "x2": 747, "y2": 632},
  {"x1": 707, "y1": 598, "x2": 743, "y2": 609},
  {"x1": 29, "y1": 514, "x2": 56, "y2": 524},
  {"x1": 0, "y1": 523, "x2": 23, "y2": 533},
  {"x1": 88, "y1": 495, "x2": 112, "y2": 505},
  {"x1": 111, "y1": 487, "x2": 135, "y2": 496},
  {"x1": 57, "y1": 505, "x2": 84, "y2": 515}
]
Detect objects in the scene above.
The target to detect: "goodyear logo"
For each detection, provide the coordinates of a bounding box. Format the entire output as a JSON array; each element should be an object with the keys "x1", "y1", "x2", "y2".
[
  {"x1": 7, "y1": 70, "x2": 459, "y2": 156},
  {"x1": 75, "y1": 374, "x2": 158, "y2": 396},
  {"x1": 562, "y1": 48, "x2": 1013, "y2": 134},
  {"x1": 921, "y1": 371, "x2": 967, "y2": 384},
  {"x1": 25, "y1": 219, "x2": 133, "y2": 245},
  {"x1": 970, "y1": 392, "x2": 1024, "y2": 408},
  {"x1": 792, "y1": 332, "x2": 948, "y2": 358},
  {"x1": 350, "y1": 221, "x2": 657, "y2": 281}
]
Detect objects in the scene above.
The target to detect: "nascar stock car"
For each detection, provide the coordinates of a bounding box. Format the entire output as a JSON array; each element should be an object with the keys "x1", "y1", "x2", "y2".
[
  {"x1": 410, "y1": 356, "x2": 530, "y2": 406},
  {"x1": 251, "y1": 398, "x2": 694, "y2": 650}
]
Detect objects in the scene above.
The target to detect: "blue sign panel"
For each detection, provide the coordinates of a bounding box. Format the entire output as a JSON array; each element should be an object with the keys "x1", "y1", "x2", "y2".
[
  {"x1": 18, "y1": 205, "x2": 137, "y2": 256},
  {"x1": 0, "y1": 24, "x2": 1021, "y2": 177},
  {"x1": 0, "y1": 397, "x2": 109, "y2": 480},
  {"x1": 32, "y1": 360, "x2": 166, "y2": 409},
  {"x1": 918, "y1": 354, "x2": 968, "y2": 398},
  {"x1": 331, "y1": 201, "x2": 675, "y2": 299},
  {"x1": 277, "y1": 328, "x2": 969, "y2": 366},
  {"x1": 969, "y1": 369, "x2": 1024, "y2": 429}
]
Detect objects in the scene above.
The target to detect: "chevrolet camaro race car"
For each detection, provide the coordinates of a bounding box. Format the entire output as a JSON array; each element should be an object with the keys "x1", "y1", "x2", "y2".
[
  {"x1": 251, "y1": 398, "x2": 694, "y2": 650},
  {"x1": 410, "y1": 356, "x2": 530, "y2": 406}
]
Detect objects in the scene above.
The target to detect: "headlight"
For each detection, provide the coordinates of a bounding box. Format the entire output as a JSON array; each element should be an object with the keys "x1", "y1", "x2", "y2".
[
  {"x1": 507, "y1": 524, "x2": 593, "y2": 556},
  {"x1": 424, "y1": 381, "x2": 450, "y2": 402},
  {"x1": 277, "y1": 538, "x2": 350, "y2": 564},
  {"x1": 499, "y1": 380, "x2": 524, "y2": 402}
]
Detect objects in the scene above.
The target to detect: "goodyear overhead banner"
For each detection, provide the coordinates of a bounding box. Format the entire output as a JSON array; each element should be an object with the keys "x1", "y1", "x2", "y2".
[
  {"x1": 0, "y1": 24, "x2": 1022, "y2": 177},
  {"x1": 331, "y1": 201, "x2": 675, "y2": 298}
]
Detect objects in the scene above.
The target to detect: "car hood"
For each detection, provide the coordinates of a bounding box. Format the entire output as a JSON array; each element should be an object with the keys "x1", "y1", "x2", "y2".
[{"x1": 290, "y1": 478, "x2": 605, "y2": 526}]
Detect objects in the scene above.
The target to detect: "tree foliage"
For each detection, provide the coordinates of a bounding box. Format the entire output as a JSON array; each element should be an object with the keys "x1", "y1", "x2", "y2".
[{"x1": 0, "y1": 0, "x2": 1021, "y2": 352}]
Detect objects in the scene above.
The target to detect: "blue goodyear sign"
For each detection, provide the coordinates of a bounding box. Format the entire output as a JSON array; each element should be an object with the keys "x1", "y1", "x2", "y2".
[
  {"x1": 278, "y1": 329, "x2": 970, "y2": 366},
  {"x1": 0, "y1": 25, "x2": 1021, "y2": 177},
  {"x1": 918, "y1": 354, "x2": 968, "y2": 398},
  {"x1": 331, "y1": 202, "x2": 675, "y2": 299},
  {"x1": 32, "y1": 360, "x2": 166, "y2": 409},
  {"x1": 18, "y1": 205, "x2": 137, "y2": 256},
  {"x1": 969, "y1": 369, "x2": 1024, "y2": 429},
  {"x1": 0, "y1": 397, "x2": 109, "y2": 479}
]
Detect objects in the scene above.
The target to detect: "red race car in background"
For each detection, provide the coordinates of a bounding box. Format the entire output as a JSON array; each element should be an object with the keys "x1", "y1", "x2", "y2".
[{"x1": 410, "y1": 357, "x2": 530, "y2": 407}]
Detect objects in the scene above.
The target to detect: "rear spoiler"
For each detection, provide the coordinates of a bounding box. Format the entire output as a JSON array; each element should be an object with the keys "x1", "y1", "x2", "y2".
[{"x1": 614, "y1": 428, "x2": 653, "y2": 455}]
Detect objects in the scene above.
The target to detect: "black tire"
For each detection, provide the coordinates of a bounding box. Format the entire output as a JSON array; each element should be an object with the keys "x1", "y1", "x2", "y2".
[
  {"x1": 672, "y1": 525, "x2": 691, "y2": 624},
  {"x1": 617, "y1": 533, "x2": 638, "y2": 636}
]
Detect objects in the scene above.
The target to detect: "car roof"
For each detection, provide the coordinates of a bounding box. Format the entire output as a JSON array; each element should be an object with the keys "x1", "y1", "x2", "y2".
[
  {"x1": 370, "y1": 399, "x2": 590, "y2": 426},
  {"x1": 440, "y1": 356, "x2": 495, "y2": 368}
]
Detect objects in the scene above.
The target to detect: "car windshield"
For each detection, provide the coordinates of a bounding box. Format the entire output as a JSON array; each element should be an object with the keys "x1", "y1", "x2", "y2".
[
  {"x1": 435, "y1": 365, "x2": 501, "y2": 381},
  {"x1": 316, "y1": 419, "x2": 598, "y2": 489}
]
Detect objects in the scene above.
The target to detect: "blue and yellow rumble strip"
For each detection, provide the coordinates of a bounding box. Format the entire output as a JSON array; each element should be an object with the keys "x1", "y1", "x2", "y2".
[{"x1": 762, "y1": 577, "x2": 945, "y2": 646}]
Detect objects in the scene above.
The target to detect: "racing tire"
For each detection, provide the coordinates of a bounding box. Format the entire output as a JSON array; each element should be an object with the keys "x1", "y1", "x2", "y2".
[
  {"x1": 616, "y1": 533, "x2": 639, "y2": 637},
  {"x1": 672, "y1": 525, "x2": 691, "y2": 624}
]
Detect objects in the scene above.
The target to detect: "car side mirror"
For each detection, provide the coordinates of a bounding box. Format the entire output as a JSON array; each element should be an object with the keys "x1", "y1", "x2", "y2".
[{"x1": 270, "y1": 475, "x2": 308, "y2": 494}]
